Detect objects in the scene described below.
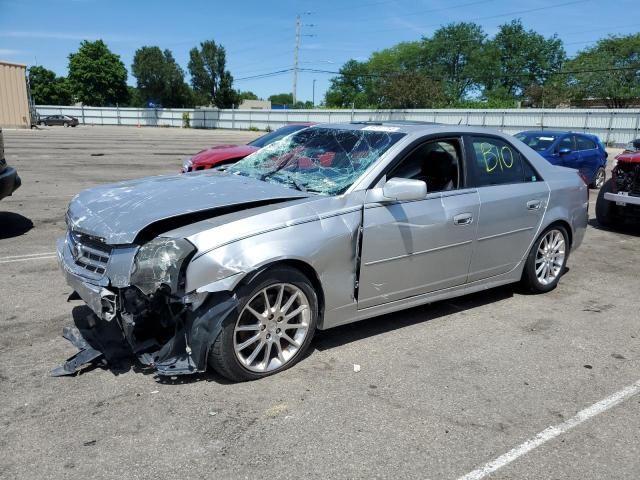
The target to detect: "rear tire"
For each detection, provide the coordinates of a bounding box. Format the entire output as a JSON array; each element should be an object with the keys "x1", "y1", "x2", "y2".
[
  {"x1": 595, "y1": 179, "x2": 618, "y2": 228},
  {"x1": 63, "y1": 122, "x2": 69, "y2": 127},
  {"x1": 39, "y1": 121, "x2": 45, "y2": 126},
  {"x1": 208, "y1": 266, "x2": 318, "y2": 382},
  {"x1": 521, "y1": 225, "x2": 569, "y2": 293},
  {"x1": 591, "y1": 167, "x2": 606, "y2": 189}
]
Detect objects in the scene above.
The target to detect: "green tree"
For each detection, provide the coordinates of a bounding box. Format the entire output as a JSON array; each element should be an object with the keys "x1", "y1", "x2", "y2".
[
  {"x1": 486, "y1": 20, "x2": 566, "y2": 99},
  {"x1": 420, "y1": 22, "x2": 488, "y2": 102},
  {"x1": 28, "y1": 66, "x2": 73, "y2": 105},
  {"x1": 67, "y1": 40, "x2": 128, "y2": 106},
  {"x1": 378, "y1": 72, "x2": 446, "y2": 108},
  {"x1": 268, "y1": 92, "x2": 294, "y2": 105},
  {"x1": 131, "y1": 46, "x2": 193, "y2": 107},
  {"x1": 238, "y1": 91, "x2": 259, "y2": 101},
  {"x1": 324, "y1": 60, "x2": 375, "y2": 108},
  {"x1": 567, "y1": 34, "x2": 640, "y2": 108},
  {"x1": 188, "y1": 40, "x2": 238, "y2": 107}
]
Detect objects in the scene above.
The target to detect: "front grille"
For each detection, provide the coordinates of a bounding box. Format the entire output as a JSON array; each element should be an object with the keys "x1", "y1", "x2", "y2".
[{"x1": 68, "y1": 230, "x2": 111, "y2": 276}]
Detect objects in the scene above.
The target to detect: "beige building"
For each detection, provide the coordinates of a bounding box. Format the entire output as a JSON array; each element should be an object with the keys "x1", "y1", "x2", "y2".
[
  {"x1": 238, "y1": 99, "x2": 271, "y2": 110},
  {"x1": 0, "y1": 60, "x2": 32, "y2": 128}
]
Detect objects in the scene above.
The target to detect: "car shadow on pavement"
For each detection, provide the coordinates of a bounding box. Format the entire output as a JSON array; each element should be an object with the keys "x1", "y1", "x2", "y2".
[
  {"x1": 313, "y1": 286, "x2": 514, "y2": 352},
  {"x1": 62, "y1": 287, "x2": 515, "y2": 384},
  {"x1": 0, "y1": 211, "x2": 34, "y2": 239},
  {"x1": 588, "y1": 218, "x2": 640, "y2": 236}
]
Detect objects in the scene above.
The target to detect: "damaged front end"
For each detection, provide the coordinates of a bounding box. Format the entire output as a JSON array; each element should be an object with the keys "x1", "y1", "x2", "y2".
[{"x1": 55, "y1": 230, "x2": 238, "y2": 376}]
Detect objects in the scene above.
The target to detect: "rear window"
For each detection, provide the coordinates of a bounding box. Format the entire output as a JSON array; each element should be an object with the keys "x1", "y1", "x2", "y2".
[
  {"x1": 576, "y1": 136, "x2": 597, "y2": 151},
  {"x1": 515, "y1": 133, "x2": 557, "y2": 151}
]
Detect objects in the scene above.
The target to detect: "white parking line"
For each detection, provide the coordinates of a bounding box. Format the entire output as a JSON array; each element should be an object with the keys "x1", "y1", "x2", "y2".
[
  {"x1": 0, "y1": 252, "x2": 57, "y2": 264},
  {"x1": 458, "y1": 379, "x2": 640, "y2": 480}
]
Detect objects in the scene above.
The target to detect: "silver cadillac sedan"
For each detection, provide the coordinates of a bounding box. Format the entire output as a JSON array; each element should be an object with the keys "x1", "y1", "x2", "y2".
[{"x1": 57, "y1": 122, "x2": 588, "y2": 381}]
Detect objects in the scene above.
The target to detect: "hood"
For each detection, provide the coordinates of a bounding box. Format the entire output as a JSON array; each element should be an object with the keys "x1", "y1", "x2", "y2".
[
  {"x1": 615, "y1": 152, "x2": 640, "y2": 164},
  {"x1": 67, "y1": 172, "x2": 310, "y2": 245},
  {"x1": 191, "y1": 144, "x2": 259, "y2": 167}
]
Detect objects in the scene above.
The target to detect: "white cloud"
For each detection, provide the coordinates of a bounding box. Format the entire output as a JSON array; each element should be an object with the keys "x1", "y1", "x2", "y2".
[
  {"x1": 0, "y1": 31, "x2": 139, "y2": 42},
  {"x1": 0, "y1": 48, "x2": 23, "y2": 56}
]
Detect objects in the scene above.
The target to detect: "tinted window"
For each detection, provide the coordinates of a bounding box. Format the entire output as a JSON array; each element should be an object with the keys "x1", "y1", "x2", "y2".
[
  {"x1": 558, "y1": 136, "x2": 574, "y2": 151},
  {"x1": 514, "y1": 133, "x2": 557, "y2": 151},
  {"x1": 576, "y1": 136, "x2": 596, "y2": 151},
  {"x1": 389, "y1": 139, "x2": 461, "y2": 192},
  {"x1": 471, "y1": 136, "x2": 526, "y2": 187}
]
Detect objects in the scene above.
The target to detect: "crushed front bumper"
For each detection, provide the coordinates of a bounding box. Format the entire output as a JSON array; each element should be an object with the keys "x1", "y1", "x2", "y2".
[{"x1": 55, "y1": 236, "x2": 239, "y2": 376}]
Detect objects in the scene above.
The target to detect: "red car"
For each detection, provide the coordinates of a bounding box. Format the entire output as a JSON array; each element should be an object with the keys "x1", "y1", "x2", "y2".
[
  {"x1": 595, "y1": 143, "x2": 640, "y2": 227},
  {"x1": 182, "y1": 123, "x2": 315, "y2": 173}
]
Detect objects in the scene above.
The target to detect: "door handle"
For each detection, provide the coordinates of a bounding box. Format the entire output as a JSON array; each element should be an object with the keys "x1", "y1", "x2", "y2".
[
  {"x1": 453, "y1": 213, "x2": 473, "y2": 225},
  {"x1": 527, "y1": 200, "x2": 542, "y2": 210}
]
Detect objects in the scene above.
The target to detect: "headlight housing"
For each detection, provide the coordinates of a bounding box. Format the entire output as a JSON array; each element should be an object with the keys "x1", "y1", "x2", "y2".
[
  {"x1": 182, "y1": 157, "x2": 193, "y2": 172},
  {"x1": 131, "y1": 238, "x2": 195, "y2": 294}
]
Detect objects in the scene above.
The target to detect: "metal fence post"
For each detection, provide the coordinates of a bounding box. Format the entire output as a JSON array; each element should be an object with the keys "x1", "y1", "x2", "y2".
[
  {"x1": 634, "y1": 112, "x2": 640, "y2": 142},
  {"x1": 606, "y1": 111, "x2": 615, "y2": 144},
  {"x1": 540, "y1": 110, "x2": 545, "y2": 130}
]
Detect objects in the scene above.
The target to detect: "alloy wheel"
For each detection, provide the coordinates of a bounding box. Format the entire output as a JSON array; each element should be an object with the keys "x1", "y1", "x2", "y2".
[
  {"x1": 535, "y1": 229, "x2": 566, "y2": 286},
  {"x1": 594, "y1": 168, "x2": 606, "y2": 189},
  {"x1": 234, "y1": 283, "x2": 311, "y2": 373}
]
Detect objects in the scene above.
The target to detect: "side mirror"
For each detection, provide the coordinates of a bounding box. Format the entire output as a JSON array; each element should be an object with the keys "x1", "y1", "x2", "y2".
[
  {"x1": 558, "y1": 147, "x2": 572, "y2": 155},
  {"x1": 368, "y1": 177, "x2": 427, "y2": 203}
]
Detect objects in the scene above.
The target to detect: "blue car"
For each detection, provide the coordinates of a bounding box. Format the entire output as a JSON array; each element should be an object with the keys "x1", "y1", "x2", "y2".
[{"x1": 515, "y1": 131, "x2": 608, "y2": 188}]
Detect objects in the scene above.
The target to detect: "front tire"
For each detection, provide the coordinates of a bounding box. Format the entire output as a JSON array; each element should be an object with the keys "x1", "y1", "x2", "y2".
[
  {"x1": 63, "y1": 122, "x2": 69, "y2": 127},
  {"x1": 208, "y1": 266, "x2": 318, "y2": 381},
  {"x1": 521, "y1": 226, "x2": 569, "y2": 293},
  {"x1": 39, "y1": 121, "x2": 45, "y2": 126}
]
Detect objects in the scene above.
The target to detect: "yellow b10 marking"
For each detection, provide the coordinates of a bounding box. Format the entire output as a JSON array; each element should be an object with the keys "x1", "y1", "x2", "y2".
[{"x1": 479, "y1": 142, "x2": 514, "y2": 173}]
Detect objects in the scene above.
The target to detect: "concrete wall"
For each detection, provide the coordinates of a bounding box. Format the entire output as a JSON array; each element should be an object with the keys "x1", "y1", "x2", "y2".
[
  {"x1": 0, "y1": 61, "x2": 31, "y2": 129},
  {"x1": 36, "y1": 105, "x2": 640, "y2": 146}
]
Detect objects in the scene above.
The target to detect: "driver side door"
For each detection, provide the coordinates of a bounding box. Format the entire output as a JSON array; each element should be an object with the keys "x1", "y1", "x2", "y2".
[{"x1": 357, "y1": 137, "x2": 479, "y2": 309}]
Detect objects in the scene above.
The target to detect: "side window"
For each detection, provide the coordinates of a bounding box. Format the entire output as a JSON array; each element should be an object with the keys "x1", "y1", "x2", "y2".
[
  {"x1": 558, "y1": 136, "x2": 574, "y2": 151},
  {"x1": 470, "y1": 136, "x2": 526, "y2": 187},
  {"x1": 576, "y1": 136, "x2": 596, "y2": 151},
  {"x1": 388, "y1": 138, "x2": 462, "y2": 192}
]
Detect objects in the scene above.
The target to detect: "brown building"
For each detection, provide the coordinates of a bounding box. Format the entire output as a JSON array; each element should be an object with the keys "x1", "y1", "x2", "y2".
[{"x1": 0, "y1": 60, "x2": 32, "y2": 128}]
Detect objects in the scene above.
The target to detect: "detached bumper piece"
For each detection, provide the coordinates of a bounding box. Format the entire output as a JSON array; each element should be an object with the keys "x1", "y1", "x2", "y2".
[
  {"x1": 51, "y1": 291, "x2": 239, "y2": 377},
  {"x1": 50, "y1": 326, "x2": 106, "y2": 376}
]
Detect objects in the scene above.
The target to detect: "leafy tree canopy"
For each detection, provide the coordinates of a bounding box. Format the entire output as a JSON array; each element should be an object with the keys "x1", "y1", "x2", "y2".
[
  {"x1": 28, "y1": 66, "x2": 73, "y2": 105},
  {"x1": 568, "y1": 33, "x2": 640, "y2": 108},
  {"x1": 67, "y1": 40, "x2": 128, "y2": 106},
  {"x1": 131, "y1": 46, "x2": 193, "y2": 107},
  {"x1": 188, "y1": 40, "x2": 239, "y2": 108}
]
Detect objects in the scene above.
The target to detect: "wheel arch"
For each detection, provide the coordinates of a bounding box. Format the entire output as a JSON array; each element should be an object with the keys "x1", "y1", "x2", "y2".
[
  {"x1": 541, "y1": 218, "x2": 573, "y2": 248},
  {"x1": 236, "y1": 258, "x2": 326, "y2": 329}
]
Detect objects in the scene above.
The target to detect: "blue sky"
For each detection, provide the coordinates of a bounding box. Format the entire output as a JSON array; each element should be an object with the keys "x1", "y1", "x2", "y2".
[{"x1": 1, "y1": 0, "x2": 638, "y2": 104}]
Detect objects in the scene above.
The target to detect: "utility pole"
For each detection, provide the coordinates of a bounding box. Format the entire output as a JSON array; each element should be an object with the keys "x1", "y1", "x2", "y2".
[
  {"x1": 312, "y1": 79, "x2": 316, "y2": 107},
  {"x1": 292, "y1": 12, "x2": 314, "y2": 107},
  {"x1": 293, "y1": 15, "x2": 300, "y2": 106}
]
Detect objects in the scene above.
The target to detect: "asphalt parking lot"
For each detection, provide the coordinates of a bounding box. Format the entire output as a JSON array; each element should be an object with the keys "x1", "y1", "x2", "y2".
[{"x1": 1, "y1": 125, "x2": 639, "y2": 480}]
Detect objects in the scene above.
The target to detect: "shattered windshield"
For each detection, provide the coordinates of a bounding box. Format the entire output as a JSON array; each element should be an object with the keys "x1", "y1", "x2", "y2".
[
  {"x1": 248, "y1": 124, "x2": 309, "y2": 148},
  {"x1": 228, "y1": 127, "x2": 405, "y2": 195}
]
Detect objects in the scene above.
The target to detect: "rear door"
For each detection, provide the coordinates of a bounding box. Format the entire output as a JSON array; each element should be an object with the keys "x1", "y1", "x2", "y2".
[
  {"x1": 556, "y1": 135, "x2": 579, "y2": 168},
  {"x1": 465, "y1": 134, "x2": 549, "y2": 282},
  {"x1": 575, "y1": 135, "x2": 600, "y2": 181}
]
